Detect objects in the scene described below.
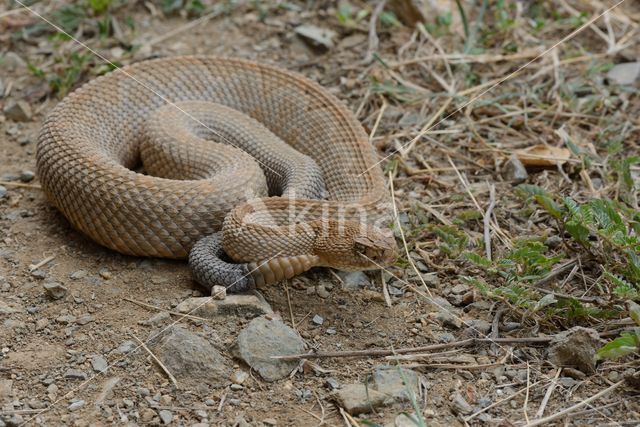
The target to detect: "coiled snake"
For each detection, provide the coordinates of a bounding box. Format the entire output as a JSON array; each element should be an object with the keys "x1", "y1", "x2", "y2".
[{"x1": 36, "y1": 56, "x2": 398, "y2": 292}]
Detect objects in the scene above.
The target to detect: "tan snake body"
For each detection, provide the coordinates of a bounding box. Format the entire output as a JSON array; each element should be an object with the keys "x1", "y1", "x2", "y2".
[{"x1": 36, "y1": 56, "x2": 398, "y2": 291}]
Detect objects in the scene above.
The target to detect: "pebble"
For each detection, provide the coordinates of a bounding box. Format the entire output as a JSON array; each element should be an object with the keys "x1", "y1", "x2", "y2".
[
  {"x1": 372, "y1": 366, "x2": 421, "y2": 400},
  {"x1": 149, "y1": 326, "x2": 230, "y2": 386},
  {"x1": 337, "y1": 271, "x2": 370, "y2": 289},
  {"x1": 204, "y1": 398, "x2": 215, "y2": 406},
  {"x1": 64, "y1": 369, "x2": 87, "y2": 380},
  {"x1": 312, "y1": 315, "x2": 324, "y2": 325},
  {"x1": 502, "y1": 155, "x2": 528, "y2": 183},
  {"x1": 0, "y1": 186, "x2": 7, "y2": 199},
  {"x1": 211, "y1": 285, "x2": 226, "y2": 299},
  {"x1": 331, "y1": 384, "x2": 387, "y2": 415},
  {"x1": 141, "y1": 408, "x2": 156, "y2": 422},
  {"x1": 91, "y1": 355, "x2": 108, "y2": 373},
  {"x1": 43, "y1": 282, "x2": 67, "y2": 300},
  {"x1": 325, "y1": 377, "x2": 340, "y2": 390},
  {"x1": 606, "y1": 62, "x2": 640, "y2": 86},
  {"x1": 547, "y1": 327, "x2": 603, "y2": 374},
  {"x1": 326, "y1": 327, "x2": 337, "y2": 335},
  {"x1": 316, "y1": 285, "x2": 330, "y2": 298},
  {"x1": 230, "y1": 370, "x2": 249, "y2": 385},
  {"x1": 68, "y1": 400, "x2": 85, "y2": 411},
  {"x1": 262, "y1": 418, "x2": 277, "y2": 426},
  {"x1": 234, "y1": 316, "x2": 305, "y2": 381},
  {"x1": 3, "y1": 100, "x2": 32, "y2": 122},
  {"x1": 99, "y1": 269, "x2": 112, "y2": 280},
  {"x1": 175, "y1": 295, "x2": 272, "y2": 318},
  {"x1": 76, "y1": 314, "x2": 93, "y2": 325},
  {"x1": 19, "y1": 170, "x2": 34, "y2": 183},
  {"x1": 69, "y1": 270, "x2": 87, "y2": 280},
  {"x1": 139, "y1": 311, "x2": 170, "y2": 326},
  {"x1": 230, "y1": 384, "x2": 244, "y2": 391},
  {"x1": 35, "y1": 318, "x2": 49, "y2": 331},
  {"x1": 56, "y1": 315, "x2": 76, "y2": 324},
  {"x1": 435, "y1": 310, "x2": 463, "y2": 329},
  {"x1": 450, "y1": 392, "x2": 473, "y2": 415},
  {"x1": 116, "y1": 340, "x2": 136, "y2": 353}
]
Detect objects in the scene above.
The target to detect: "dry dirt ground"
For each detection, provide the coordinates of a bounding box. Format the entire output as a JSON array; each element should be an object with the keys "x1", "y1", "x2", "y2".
[{"x1": 1, "y1": 0, "x2": 640, "y2": 426}]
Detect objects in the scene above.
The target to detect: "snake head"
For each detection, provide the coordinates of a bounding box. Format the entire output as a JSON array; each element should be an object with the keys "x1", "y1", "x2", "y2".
[{"x1": 353, "y1": 227, "x2": 399, "y2": 269}]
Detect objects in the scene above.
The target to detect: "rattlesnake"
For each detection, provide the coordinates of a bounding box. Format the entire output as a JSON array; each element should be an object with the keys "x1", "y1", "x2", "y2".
[{"x1": 36, "y1": 56, "x2": 398, "y2": 292}]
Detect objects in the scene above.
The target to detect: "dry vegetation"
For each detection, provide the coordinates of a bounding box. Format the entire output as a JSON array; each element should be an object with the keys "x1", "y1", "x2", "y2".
[{"x1": 0, "y1": 0, "x2": 639, "y2": 426}]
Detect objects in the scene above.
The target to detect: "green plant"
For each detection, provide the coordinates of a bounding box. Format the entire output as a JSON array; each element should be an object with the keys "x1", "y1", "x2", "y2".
[
  {"x1": 336, "y1": 1, "x2": 369, "y2": 27},
  {"x1": 597, "y1": 301, "x2": 640, "y2": 360}
]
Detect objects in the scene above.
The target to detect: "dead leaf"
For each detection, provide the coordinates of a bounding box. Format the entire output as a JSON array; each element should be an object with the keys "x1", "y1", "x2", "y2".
[{"x1": 516, "y1": 145, "x2": 571, "y2": 167}]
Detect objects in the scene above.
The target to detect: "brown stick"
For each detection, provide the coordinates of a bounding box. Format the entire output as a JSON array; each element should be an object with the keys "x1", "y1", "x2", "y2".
[{"x1": 271, "y1": 337, "x2": 552, "y2": 360}]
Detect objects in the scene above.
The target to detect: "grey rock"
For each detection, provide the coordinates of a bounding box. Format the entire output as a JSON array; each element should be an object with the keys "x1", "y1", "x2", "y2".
[
  {"x1": 312, "y1": 315, "x2": 324, "y2": 325},
  {"x1": 91, "y1": 355, "x2": 108, "y2": 373},
  {"x1": 337, "y1": 271, "x2": 370, "y2": 289},
  {"x1": 325, "y1": 377, "x2": 340, "y2": 390},
  {"x1": 372, "y1": 366, "x2": 421, "y2": 401},
  {"x1": 64, "y1": 369, "x2": 87, "y2": 380},
  {"x1": 43, "y1": 282, "x2": 67, "y2": 300},
  {"x1": 140, "y1": 311, "x2": 170, "y2": 326},
  {"x1": 149, "y1": 326, "x2": 230, "y2": 385},
  {"x1": 158, "y1": 409, "x2": 173, "y2": 425},
  {"x1": 607, "y1": 62, "x2": 640, "y2": 86},
  {"x1": 0, "y1": 186, "x2": 6, "y2": 199},
  {"x1": 436, "y1": 310, "x2": 463, "y2": 329},
  {"x1": 450, "y1": 392, "x2": 473, "y2": 415},
  {"x1": 76, "y1": 314, "x2": 93, "y2": 325},
  {"x1": 68, "y1": 400, "x2": 85, "y2": 411},
  {"x1": 0, "y1": 300, "x2": 20, "y2": 315},
  {"x1": 547, "y1": 326, "x2": 604, "y2": 374},
  {"x1": 316, "y1": 285, "x2": 330, "y2": 298},
  {"x1": 175, "y1": 295, "x2": 272, "y2": 319},
  {"x1": 3, "y1": 100, "x2": 32, "y2": 122},
  {"x1": 56, "y1": 315, "x2": 75, "y2": 324},
  {"x1": 502, "y1": 155, "x2": 528, "y2": 183},
  {"x1": 331, "y1": 384, "x2": 387, "y2": 415},
  {"x1": 294, "y1": 24, "x2": 336, "y2": 49},
  {"x1": 116, "y1": 340, "x2": 136, "y2": 353},
  {"x1": 234, "y1": 316, "x2": 305, "y2": 381},
  {"x1": 69, "y1": 270, "x2": 87, "y2": 280},
  {"x1": 0, "y1": 52, "x2": 27, "y2": 71},
  {"x1": 19, "y1": 171, "x2": 34, "y2": 183},
  {"x1": 465, "y1": 319, "x2": 492, "y2": 335},
  {"x1": 35, "y1": 318, "x2": 49, "y2": 331},
  {"x1": 230, "y1": 370, "x2": 249, "y2": 385}
]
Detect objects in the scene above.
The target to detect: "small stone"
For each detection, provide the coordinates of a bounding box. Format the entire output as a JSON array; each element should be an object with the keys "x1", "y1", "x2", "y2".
[
  {"x1": 450, "y1": 392, "x2": 473, "y2": 415},
  {"x1": 64, "y1": 369, "x2": 87, "y2": 380},
  {"x1": 294, "y1": 24, "x2": 336, "y2": 49},
  {"x1": 316, "y1": 285, "x2": 330, "y2": 299},
  {"x1": 372, "y1": 366, "x2": 421, "y2": 401},
  {"x1": 116, "y1": 340, "x2": 136, "y2": 353},
  {"x1": 43, "y1": 282, "x2": 67, "y2": 300},
  {"x1": 158, "y1": 409, "x2": 173, "y2": 425},
  {"x1": 230, "y1": 370, "x2": 249, "y2": 385},
  {"x1": 435, "y1": 310, "x2": 463, "y2": 329},
  {"x1": 234, "y1": 316, "x2": 305, "y2": 381},
  {"x1": 211, "y1": 285, "x2": 226, "y2": 299},
  {"x1": 325, "y1": 377, "x2": 340, "y2": 390},
  {"x1": 99, "y1": 269, "x2": 111, "y2": 280},
  {"x1": 0, "y1": 186, "x2": 7, "y2": 199},
  {"x1": 230, "y1": 384, "x2": 244, "y2": 391},
  {"x1": 606, "y1": 62, "x2": 640, "y2": 86},
  {"x1": 331, "y1": 384, "x2": 387, "y2": 415},
  {"x1": 262, "y1": 418, "x2": 277, "y2": 426},
  {"x1": 3, "y1": 100, "x2": 32, "y2": 122},
  {"x1": 326, "y1": 327, "x2": 337, "y2": 335},
  {"x1": 337, "y1": 271, "x2": 370, "y2": 289},
  {"x1": 502, "y1": 155, "x2": 528, "y2": 183},
  {"x1": 56, "y1": 315, "x2": 76, "y2": 324},
  {"x1": 547, "y1": 327, "x2": 604, "y2": 374},
  {"x1": 149, "y1": 326, "x2": 230, "y2": 386},
  {"x1": 312, "y1": 315, "x2": 324, "y2": 325},
  {"x1": 19, "y1": 170, "x2": 34, "y2": 183},
  {"x1": 91, "y1": 355, "x2": 108, "y2": 373},
  {"x1": 35, "y1": 318, "x2": 49, "y2": 331},
  {"x1": 204, "y1": 398, "x2": 215, "y2": 406},
  {"x1": 69, "y1": 270, "x2": 87, "y2": 280},
  {"x1": 68, "y1": 400, "x2": 85, "y2": 411},
  {"x1": 141, "y1": 408, "x2": 156, "y2": 422},
  {"x1": 545, "y1": 235, "x2": 562, "y2": 248},
  {"x1": 140, "y1": 311, "x2": 170, "y2": 326},
  {"x1": 47, "y1": 384, "x2": 58, "y2": 400},
  {"x1": 76, "y1": 314, "x2": 93, "y2": 325},
  {"x1": 464, "y1": 319, "x2": 492, "y2": 336}
]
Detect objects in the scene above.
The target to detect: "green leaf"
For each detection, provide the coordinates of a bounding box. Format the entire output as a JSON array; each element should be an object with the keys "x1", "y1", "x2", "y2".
[
  {"x1": 596, "y1": 332, "x2": 640, "y2": 361},
  {"x1": 463, "y1": 251, "x2": 492, "y2": 268},
  {"x1": 535, "y1": 194, "x2": 562, "y2": 219},
  {"x1": 629, "y1": 301, "x2": 640, "y2": 326},
  {"x1": 565, "y1": 220, "x2": 590, "y2": 245}
]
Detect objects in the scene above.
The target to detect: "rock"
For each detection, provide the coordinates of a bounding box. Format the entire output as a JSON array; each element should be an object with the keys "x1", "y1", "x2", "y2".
[
  {"x1": 211, "y1": 285, "x2": 226, "y2": 299},
  {"x1": 69, "y1": 270, "x2": 87, "y2": 280},
  {"x1": 502, "y1": 155, "x2": 528, "y2": 183},
  {"x1": 158, "y1": 409, "x2": 172, "y2": 425},
  {"x1": 0, "y1": 379, "x2": 12, "y2": 401},
  {"x1": 234, "y1": 316, "x2": 305, "y2": 381},
  {"x1": 450, "y1": 392, "x2": 473, "y2": 415},
  {"x1": 175, "y1": 295, "x2": 272, "y2": 318},
  {"x1": 547, "y1": 327, "x2": 604, "y2": 374},
  {"x1": 0, "y1": 186, "x2": 6, "y2": 199},
  {"x1": 331, "y1": 384, "x2": 387, "y2": 415},
  {"x1": 606, "y1": 62, "x2": 640, "y2": 86},
  {"x1": 372, "y1": 366, "x2": 421, "y2": 401},
  {"x1": 140, "y1": 311, "x2": 170, "y2": 326},
  {"x1": 35, "y1": 318, "x2": 49, "y2": 331},
  {"x1": 312, "y1": 315, "x2": 324, "y2": 325},
  {"x1": 149, "y1": 326, "x2": 230, "y2": 385},
  {"x1": 3, "y1": 100, "x2": 32, "y2": 122},
  {"x1": 19, "y1": 171, "x2": 34, "y2": 183},
  {"x1": 0, "y1": 52, "x2": 27, "y2": 71},
  {"x1": 76, "y1": 314, "x2": 93, "y2": 325},
  {"x1": 141, "y1": 408, "x2": 156, "y2": 422},
  {"x1": 43, "y1": 282, "x2": 67, "y2": 300},
  {"x1": 116, "y1": 340, "x2": 136, "y2": 354},
  {"x1": 464, "y1": 319, "x2": 492, "y2": 336},
  {"x1": 0, "y1": 300, "x2": 20, "y2": 314},
  {"x1": 294, "y1": 25, "x2": 336, "y2": 49},
  {"x1": 436, "y1": 310, "x2": 463, "y2": 329},
  {"x1": 337, "y1": 271, "x2": 370, "y2": 289},
  {"x1": 68, "y1": 400, "x2": 85, "y2": 411},
  {"x1": 64, "y1": 369, "x2": 87, "y2": 380},
  {"x1": 325, "y1": 377, "x2": 340, "y2": 390},
  {"x1": 316, "y1": 285, "x2": 330, "y2": 298},
  {"x1": 56, "y1": 314, "x2": 76, "y2": 324},
  {"x1": 91, "y1": 355, "x2": 108, "y2": 373},
  {"x1": 230, "y1": 370, "x2": 249, "y2": 385}
]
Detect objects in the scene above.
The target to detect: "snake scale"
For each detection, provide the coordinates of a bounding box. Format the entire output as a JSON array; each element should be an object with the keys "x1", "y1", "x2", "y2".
[{"x1": 36, "y1": 56, "x2": 398, "y2": 292}]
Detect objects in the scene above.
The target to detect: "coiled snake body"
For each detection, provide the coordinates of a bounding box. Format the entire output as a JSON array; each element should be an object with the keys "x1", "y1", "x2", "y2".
[{"x1": 37, "y1": 56, "x2": 398, "y2": 291}]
